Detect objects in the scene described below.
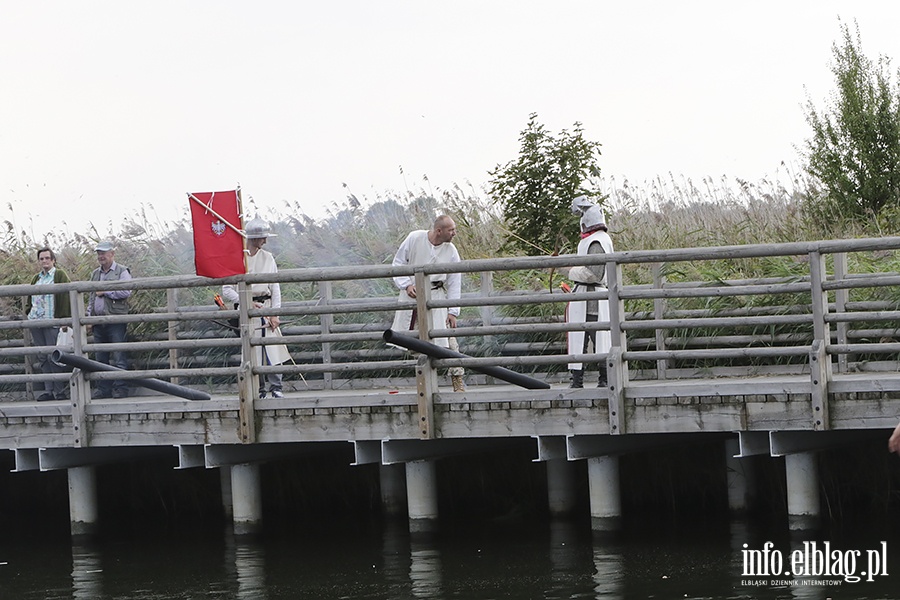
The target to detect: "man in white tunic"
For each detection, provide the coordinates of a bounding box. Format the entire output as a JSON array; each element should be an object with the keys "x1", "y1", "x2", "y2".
[
  {"x1": 222, "y1": 218, "x2": 291, "y2": 398},
  {"x1": 391, "y1": 215, "x2": 466, "y2": 391},
  {"x1": 566, "y1": 196, "x2": 614, "y2": 388}
]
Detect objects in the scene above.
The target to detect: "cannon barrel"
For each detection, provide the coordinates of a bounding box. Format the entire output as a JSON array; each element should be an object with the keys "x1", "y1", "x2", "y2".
[
  {"x1": 383, "y1": 329, "x2": 550, "y2": 390},
  {"x1": 51, "y1": 350, "x2": 211, "y2": 401}
]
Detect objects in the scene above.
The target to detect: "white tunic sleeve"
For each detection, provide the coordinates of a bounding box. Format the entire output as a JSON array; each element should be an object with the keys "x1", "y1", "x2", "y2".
[
  {"x1": 222, "y1": 284, "x2": 239, "y2": 304},
  {"x1": 392, "y1": 232, "x2": 415, "y2": 290},
  {"x1": 270, "y1": 282, "x2": 282, "y2": 309}
]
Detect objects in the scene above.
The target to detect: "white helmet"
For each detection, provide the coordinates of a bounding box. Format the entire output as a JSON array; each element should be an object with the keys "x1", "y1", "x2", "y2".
[
  {"x1": 244, "y1": 218, "x2": 277, "y2": 240},
  {"x1": 571, "y1": 195, "x2": 606, "y2": 233}
]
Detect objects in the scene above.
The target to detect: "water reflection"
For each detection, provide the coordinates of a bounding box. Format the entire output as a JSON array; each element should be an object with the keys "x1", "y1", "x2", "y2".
[
  {"x1": 547, "y1": 519, "x2": 616, "y2": 599},
  {"x1": 729, "y1": 518, "x2": 750, "y2": 591},
  {"x1": 730, "y1": 519, "x2": 843, "y2": 600},
  {"x1": 381, "y1": 520, "x2": 412, "y2": 595},
  {"x1": 224, "y1": 532, "x2": 267, "y2": 600},
  {"x1": 409, "y1": 533, "x2": 443, "y2": 598},
  {"x1": 71, "y1": 542, "x2": 103, "y2": 600},
  {"x1": 591, "y1": 534, "x2": 624, "y2": 599},
  {"x1": 9, "y1": 516, "x2": 894, "y2": 600},
  {"x1": 787, "y1": 532, "x2": 832, "y2": 600}
]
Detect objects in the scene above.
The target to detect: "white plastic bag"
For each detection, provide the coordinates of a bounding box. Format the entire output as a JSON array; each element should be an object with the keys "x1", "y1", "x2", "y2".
[{"x1": 56, "y1": 327, "x2": 74, "y2": 352}]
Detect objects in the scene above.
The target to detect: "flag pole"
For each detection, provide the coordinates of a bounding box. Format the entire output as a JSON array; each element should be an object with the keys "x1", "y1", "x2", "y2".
[
  {"x1": 187, "y1": 192, "x2": 247, "y2": 238},
  {"x1": 236, "y1": 185, "x2": 249, "y2": 271}
]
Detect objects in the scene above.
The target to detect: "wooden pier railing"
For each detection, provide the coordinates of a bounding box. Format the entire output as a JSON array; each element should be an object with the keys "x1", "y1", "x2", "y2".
[{"x1": 2, "y1": 235, "x2": 900, "y2": 446}]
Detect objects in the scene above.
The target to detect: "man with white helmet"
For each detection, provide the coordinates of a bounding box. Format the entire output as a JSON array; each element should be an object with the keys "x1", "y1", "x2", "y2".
[
  {"x1": 222, "y1": 218, "x2": 292, "y2": 398},
  {"x1": 566, "y1": 196, "x2": 614, "y2": 388}
]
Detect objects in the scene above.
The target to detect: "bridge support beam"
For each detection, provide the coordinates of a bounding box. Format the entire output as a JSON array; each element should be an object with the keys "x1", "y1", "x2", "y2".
[
  {"x1": 546, "y1": 458, "x2": 577, "y2": 517},
  {"x1": 406, "y1": 460, "x2": 438, "y2": 532},
  {"x1": 587, "y1": 455, "x2": 621, "y2": 530},
  {"x1": 68, "y1": 466, "x2": 98, "y2": 537},
  {"x1": 725, "y1": 437, "x2": 754, "y2": 516},
  {"x1": 785, "y1": 452, "x2": 820, "y2": 530},
  {"x1": 380, "y1": 463, "x2": 407, "y2": 518},
  {"x1": 231, "y1": 463, "x2": 263, "y2": 536}
]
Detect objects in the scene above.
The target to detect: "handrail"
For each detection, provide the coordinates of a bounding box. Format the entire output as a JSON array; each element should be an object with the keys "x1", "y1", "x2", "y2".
[
  {"x1": 2, "y1": 235, "x2": 900, "y2": 419},
  {"x1": 3, "y1": 235, "x2": 900, "y2": 298}
]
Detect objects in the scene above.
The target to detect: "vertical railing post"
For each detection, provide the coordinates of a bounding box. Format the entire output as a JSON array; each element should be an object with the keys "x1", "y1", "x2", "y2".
[
  {"x1": 607, "y1": 261, "x2": 626, "y2": 352},
  {"x1": 652, "y1": 263, "x2": 668, "y2": 380},
  {"x1": 70, "y1": 289, "x2": 88, "y2": 447},
  {"x1": 166, "y1": 287, "x2": 180, "y2": 385},
  {"x1": 606, "y1": 260, "x2": 627, "y2": 435},
  {"x1": 479, "y1": 271, "x2": 495, "y2": 384},
  {"x1": 808, "y1": 251, "x2": 831, "y2": 362},
  {"x1": 808, "y1": 251, "x2": 832, "y2": 431},
  {"x1": 237, "y1": 281, "x2": 257, "y2": 444},
  {"x1": 607, "y1": 347, "x2": 626, "y2": 435},
  {"x1": 319, "y1": 280, "x2": 334, "y2": 390},
  {"x1": 70, "y1": 289, "x2": 85, "y2": 361},
  {"x1": 23, "y1": 328, "x2": 34, "y2": 400},
  {"x1": 833, "y1": 252, "x2": 849, "y2": 373},
  {"x1": 810, "y1": 340, "x2": 829, "y2": 431},
  {"x1": 414, "y1": 270, "x2": 437, "y2": 439},
  {"x1": 479, "y1": 271, "x2": 494, "y2": 334}
]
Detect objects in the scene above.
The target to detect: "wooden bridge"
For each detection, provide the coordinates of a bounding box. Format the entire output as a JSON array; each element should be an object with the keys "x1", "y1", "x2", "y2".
[{"x1": 2, "y1": 236, "x2": 900, "y2": 533}]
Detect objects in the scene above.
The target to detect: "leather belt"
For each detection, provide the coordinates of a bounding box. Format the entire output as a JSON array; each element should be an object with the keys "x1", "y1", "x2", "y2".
[{"x1": 574, "y1": 282, "x2": 605, "y2": 288}]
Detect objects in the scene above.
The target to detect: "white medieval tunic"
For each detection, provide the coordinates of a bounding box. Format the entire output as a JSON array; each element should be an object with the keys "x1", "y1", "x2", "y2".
[
  {"x1": 566, "y1": 230, "x2": 614, "y2": 370},
  {"x1": 222, "y1": 249, "x2": 291, "y2": 368},
  {"x1": 391, "y1": 230, "x2": 461, "y2": 349}
]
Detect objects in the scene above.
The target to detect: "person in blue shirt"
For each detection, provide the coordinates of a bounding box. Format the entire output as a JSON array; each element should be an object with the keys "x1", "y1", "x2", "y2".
[{"x1": 87, "y1": 241, "x2": 133, "y2": 399}]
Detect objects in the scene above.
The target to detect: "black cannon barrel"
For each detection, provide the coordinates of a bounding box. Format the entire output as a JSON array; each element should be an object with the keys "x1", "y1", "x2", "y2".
[
  {"x1": 383, "y1": 329, "x2": 550, "y2": 390},
  {"x1": 51, "y1": 350, "x2": 211, "y2": 401}
]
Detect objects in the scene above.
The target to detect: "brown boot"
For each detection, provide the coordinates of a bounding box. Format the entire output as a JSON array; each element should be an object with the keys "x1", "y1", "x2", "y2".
[{"x1": 451, "y1": 375, "x2": 466, "y2": 392}]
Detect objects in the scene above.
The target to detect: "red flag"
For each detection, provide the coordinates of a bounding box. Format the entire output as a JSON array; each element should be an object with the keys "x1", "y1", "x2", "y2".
[{"x1": 189, "y1": 190, "x2": 246, "y2": 278}]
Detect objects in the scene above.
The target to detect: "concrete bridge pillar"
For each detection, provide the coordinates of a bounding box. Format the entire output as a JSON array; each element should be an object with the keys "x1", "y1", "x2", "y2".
[
  {"x1": 785, "y1": 452, "x2": 820, "y2": 530},
  {"x1": 725, "y1": 438, "x2": 753, "y2": 516},
  {"x1": 587, "y1": 456, "x2": 621, "y2": 530},
  {"x1": 68, "y1": 466, "x2": 99, "y2": 537},
  {"x1": 406, "y1": 460, "x2": 438, "y2": 532},
  {"x1": 380, "y1": 463, "x2": 407, "y2": 518},
  {"x1": 546, "y1": 458, "x2": 577, "y2": 517},
  {"x1": 231, "y1": 463, "x2": 263, "y2": 536}
]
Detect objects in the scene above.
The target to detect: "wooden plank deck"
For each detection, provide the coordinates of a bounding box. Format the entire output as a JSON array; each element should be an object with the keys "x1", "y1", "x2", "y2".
[{"x1": 2, "y1": 371, "x2": 899, "y2": 450}]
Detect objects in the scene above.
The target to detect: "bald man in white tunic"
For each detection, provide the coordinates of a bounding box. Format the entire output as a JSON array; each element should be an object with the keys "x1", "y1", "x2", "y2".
[{"x1": 391, "y1": 215, "x2": 466, "y2": 391}]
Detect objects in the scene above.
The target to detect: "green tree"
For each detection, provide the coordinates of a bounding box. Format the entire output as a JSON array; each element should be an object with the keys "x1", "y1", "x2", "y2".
[
  {"x1": 803, "y1": 21, "x2": 900, "y2": 223},
  {"x1": 488, "y1": 113, "x2": 603, "y2": 255}
]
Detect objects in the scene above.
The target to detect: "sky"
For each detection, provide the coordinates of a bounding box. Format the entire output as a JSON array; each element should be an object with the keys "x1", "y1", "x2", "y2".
[{"x1": 3, "y1": 1, "x2": 900, "y2": 242}]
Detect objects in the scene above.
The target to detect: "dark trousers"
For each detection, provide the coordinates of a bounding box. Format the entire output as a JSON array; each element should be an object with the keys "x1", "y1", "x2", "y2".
[
  {"x1": 92, "y1": 323, "x2": 128, "y2": 395},
  {"x1": 579, "y1": 312, "x2": 608, "y2": 385},
  {"x1": 31, "y1": 326, "x2": 66, "y2": 397},
  {"x1": 259, "y1": 321, "x2": 283, "y2": 393}
]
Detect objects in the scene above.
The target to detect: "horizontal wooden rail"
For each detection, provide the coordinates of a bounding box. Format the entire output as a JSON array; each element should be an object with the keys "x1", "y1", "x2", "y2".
[{"x1": 3, "y1": 234, "x2": 900, "y2": 410}]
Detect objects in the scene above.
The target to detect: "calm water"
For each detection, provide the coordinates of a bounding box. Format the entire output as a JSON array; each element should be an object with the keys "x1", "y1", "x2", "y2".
[{"x1": 1, "y1": 517, "x2": 898, "y2": 599}]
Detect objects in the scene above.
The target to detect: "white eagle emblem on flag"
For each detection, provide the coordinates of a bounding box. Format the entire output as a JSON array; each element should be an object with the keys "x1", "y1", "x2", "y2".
[{"x1": 211, "y1": 220, "x2": 227, "y2": 236}]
